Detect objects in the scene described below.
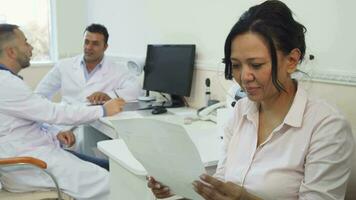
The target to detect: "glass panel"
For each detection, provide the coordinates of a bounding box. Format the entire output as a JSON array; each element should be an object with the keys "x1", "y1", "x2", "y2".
[{"x1": 0, "y1": 0, "x2": 53, "y2": 62}]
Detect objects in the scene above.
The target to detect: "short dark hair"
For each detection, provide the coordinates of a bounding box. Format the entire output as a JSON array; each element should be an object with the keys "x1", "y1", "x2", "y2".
[
  {"x1": 223, "y1": 0, "x2": 306, "y2": 92},
  {"x1": 0, "y1": 24, "x2": 19, "y2": 56},
  {"x1": 85, "y1": 23, "x2": 109, "y2": 44}
]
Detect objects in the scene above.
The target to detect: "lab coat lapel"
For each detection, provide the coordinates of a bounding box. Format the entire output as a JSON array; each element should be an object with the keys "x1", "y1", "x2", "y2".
[
  {"x1": 86, "y1": 61, "x2": 109, "y2": 86},
  {"x1": 72, "y1": 57, "x2": 86, "y2": 87}
]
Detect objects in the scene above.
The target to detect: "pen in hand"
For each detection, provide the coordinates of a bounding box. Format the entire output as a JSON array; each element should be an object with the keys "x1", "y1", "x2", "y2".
[{"x1": 113, "y1": 89, "x2": 120, "y2": 98}]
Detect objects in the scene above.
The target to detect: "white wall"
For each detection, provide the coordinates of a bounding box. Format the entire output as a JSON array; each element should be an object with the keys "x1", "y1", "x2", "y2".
[
  {"x1": 86, "y1": 0, "x2": 254, "y2": 63},
  {"x1": 84, "y1": 0, "x2": 356, "y2": 118},
  {"x1": 21, "y1": 0, "x2": 353, "y2": 127},
  {"x1": 20, "y1": 1, "x2": 355, "y2": 137},
  {"x1": 86, "y1": 0, "x2": 356, "y2": 82},
  {"x1": 55, "y1": 0, "x2": 87, "y2": 58}
]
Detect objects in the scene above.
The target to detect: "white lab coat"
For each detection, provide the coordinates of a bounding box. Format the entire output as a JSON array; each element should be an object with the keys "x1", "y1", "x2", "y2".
[
  {"x1": 34, "y1": 55, "x2": 142, "y2": 153},
  {"x1": 0, "y1": 70, "x2": 109, "y2": 200},
  {"x1": 35, "y1": 54, "x2": 142, "y2": 104}
]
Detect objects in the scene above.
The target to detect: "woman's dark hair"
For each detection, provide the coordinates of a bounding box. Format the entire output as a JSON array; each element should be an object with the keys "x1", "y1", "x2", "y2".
[
  {"x1": 223, "y1": 0, "x2": 306, "y2": 92},
  {"x1": 85, "y1": 23, "x2": 109, "y2": 44}
]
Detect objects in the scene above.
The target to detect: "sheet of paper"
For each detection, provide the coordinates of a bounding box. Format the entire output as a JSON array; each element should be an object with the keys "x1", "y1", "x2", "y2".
[
  {"x1": 113, "y1": 118, "x2": 205, "y2": 200},
  {"x1": 99, "y1": 111, "x2": 144, "y2": 128}
]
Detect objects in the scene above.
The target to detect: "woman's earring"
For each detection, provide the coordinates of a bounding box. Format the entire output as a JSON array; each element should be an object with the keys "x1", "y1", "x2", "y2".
[{"x1": 287, "y1": 68, "x2": 296, "y2": 74}]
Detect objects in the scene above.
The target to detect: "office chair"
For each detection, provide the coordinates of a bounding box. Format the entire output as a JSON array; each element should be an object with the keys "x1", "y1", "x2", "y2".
[{"x1": 0, "y1": 156, "x2": 73, "y2": 200}]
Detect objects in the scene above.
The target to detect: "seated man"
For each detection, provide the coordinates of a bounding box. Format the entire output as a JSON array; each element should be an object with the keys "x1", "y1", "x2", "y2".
[
  {"x1": 35, "y1": 23, "x2": 142, "y2": 153},
  {"x1": 0, "y1": 24, "x2": 125, "y2": 200}
]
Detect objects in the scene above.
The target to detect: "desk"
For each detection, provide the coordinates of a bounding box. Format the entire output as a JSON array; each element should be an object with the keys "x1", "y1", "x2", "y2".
[
  {"x1": 94, "y1": 107, "x2": 222, "y2": 200},
  {"x1": 90, "y1": 107, "x2": 200, "y2": 139}
]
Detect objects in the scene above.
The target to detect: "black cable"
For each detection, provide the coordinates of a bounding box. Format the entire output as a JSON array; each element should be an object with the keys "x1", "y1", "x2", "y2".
[{"x1": 159, "y1": 93, "x2": 170, "y2": 102}]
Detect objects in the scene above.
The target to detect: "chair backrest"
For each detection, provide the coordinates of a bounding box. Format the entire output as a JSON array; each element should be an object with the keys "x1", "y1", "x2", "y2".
[
  {"x1": 0, "y1": 156, "x2": 73, "y2": 200},
  {"x1": 0, "y1": 188, "x2": 74, "y2": 200},
  {"x1": 298, "y1": 81, "x2": 356, "y2": 199},
  {"x1": 345, "y1": 134, "x2": 356, "y2": 200}
]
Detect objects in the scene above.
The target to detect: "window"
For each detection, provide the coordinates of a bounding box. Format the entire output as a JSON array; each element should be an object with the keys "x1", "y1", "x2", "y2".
[{"x1": 0, "y1": 0, "x2": 55, "y2": 63}]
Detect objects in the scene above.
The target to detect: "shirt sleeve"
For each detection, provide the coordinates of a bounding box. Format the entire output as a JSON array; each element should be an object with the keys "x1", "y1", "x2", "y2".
[
  {"x1": 214, "y1": 106, "x2": 239, "y2": 180},
  {"x1": 0, "y1": 76, "x2": 103, "y2": 125},
  {"x1": 40, "y1": 123, "x2": 62, "y2": 136},
  {"x1": 299, "y1": 114, "x2": 354, "y2": 200},
  {"x1": 34, "y1": 63, "x2": 62, "y2": 100}
]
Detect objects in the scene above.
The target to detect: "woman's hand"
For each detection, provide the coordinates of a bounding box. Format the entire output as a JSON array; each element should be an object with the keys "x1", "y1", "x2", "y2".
[
  {"x1": 193, "y1": 174, "x2": 245, "y2": 200},
  {"x1": 147, "y1": 176, "x2": 174, "y2": 199}
]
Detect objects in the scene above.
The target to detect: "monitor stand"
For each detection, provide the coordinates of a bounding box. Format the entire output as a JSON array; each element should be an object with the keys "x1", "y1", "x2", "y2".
[
  {"x1": 146, "y1": 95, "x2": 184, "y2": 113},
  {"x1": 138, "y1": 90, "x2": 156, "y2": 102},
  {"x1": 138, "y1": 93, "x2": 185, "y2": 109},
  {"x1": 167, "y1": 94, "x2": 185, "y2": 108}
]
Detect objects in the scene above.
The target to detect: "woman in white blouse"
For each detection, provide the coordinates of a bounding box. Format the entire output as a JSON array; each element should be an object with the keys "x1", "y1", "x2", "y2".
[{"x1": 148, "y1": 0, "x2": 354, "y2": 199}]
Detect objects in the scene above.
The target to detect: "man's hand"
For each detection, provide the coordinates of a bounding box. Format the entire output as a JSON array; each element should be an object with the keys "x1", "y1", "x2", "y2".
[
  {"x1": 57, "y1": 130, "x2": 76, "y2": 147},
  {"x1": 103, "y1": 98, "x2": 126, "y2": 116},
  {"x1": 87, "y1": 92, "x2": 111, "y2": 105}
]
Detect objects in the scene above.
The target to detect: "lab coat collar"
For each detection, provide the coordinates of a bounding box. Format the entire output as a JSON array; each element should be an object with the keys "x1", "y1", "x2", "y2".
[
  {"x1": 80, "y1": 55, "x2": 105, "y2": 69},
  {"x1": 0, "y1": 64, "x2": 23, "y2": 80},
  {"x1": 81, "y1": 55, "x2": 111, "y2": 86},
  {"x1": 68, "y1": 55, "x2": 110, "y2": 86},
  {"x1": 77, "y1": 55, "x2": 110, "y2": 75}
]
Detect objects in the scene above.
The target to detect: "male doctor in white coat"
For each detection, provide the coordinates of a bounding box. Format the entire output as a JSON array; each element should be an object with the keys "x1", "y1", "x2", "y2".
[
  {"x1": 35, "y1": 23, "x2": 141, "y2": 104},
  {"x1": 35, "y1": 23, "x2": 141, "y2": 153},
  {"x1": 0, "y1": 24, "x2": 125, "y2": 200}
]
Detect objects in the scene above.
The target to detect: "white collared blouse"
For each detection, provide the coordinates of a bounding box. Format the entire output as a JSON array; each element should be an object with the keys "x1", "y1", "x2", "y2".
[{"x1": 214, "y1": 83, "x2": 354, "y2": 200}]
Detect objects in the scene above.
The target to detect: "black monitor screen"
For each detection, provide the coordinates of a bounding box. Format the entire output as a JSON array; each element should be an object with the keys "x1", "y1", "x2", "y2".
[{"x1": 143, "y1": 44, "x2": 196, "y2": 97}]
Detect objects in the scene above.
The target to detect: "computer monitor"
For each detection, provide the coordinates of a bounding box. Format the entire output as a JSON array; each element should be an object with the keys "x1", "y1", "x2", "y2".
[{"x1": 143, "y1": 44, "x2": 196, "y2": 107}]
